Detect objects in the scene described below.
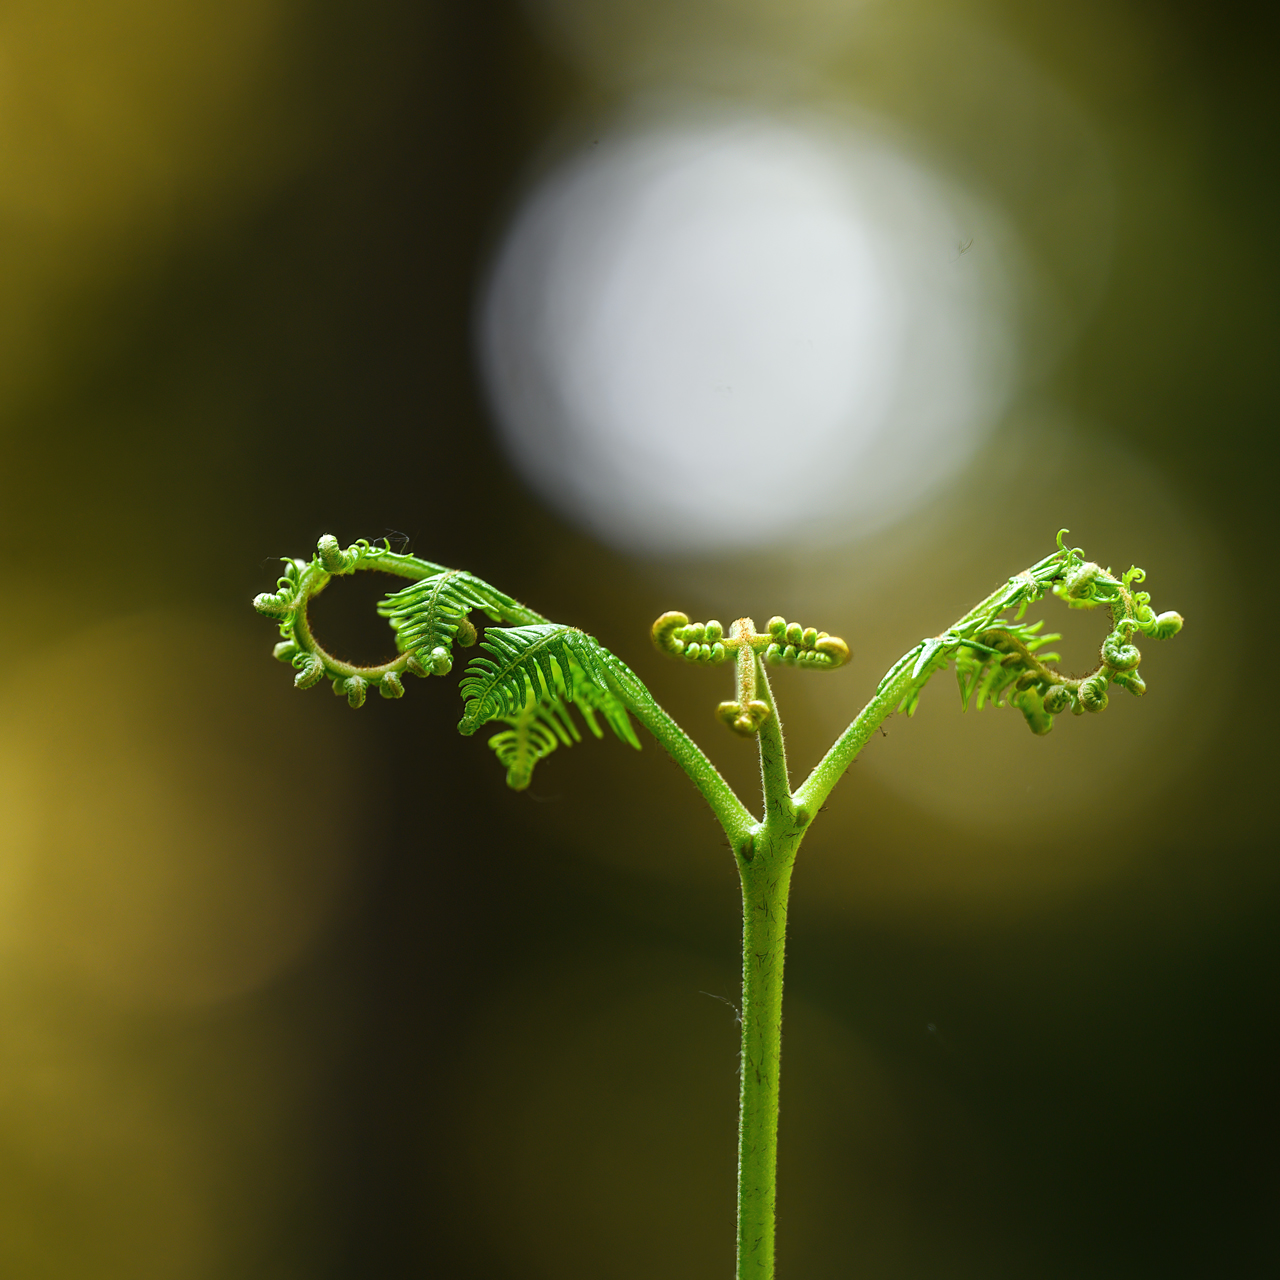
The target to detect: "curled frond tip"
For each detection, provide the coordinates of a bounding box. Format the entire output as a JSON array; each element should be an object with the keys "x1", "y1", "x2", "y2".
[{"x1": 255, "y1": 535, "x2": 639, "y2": 790}]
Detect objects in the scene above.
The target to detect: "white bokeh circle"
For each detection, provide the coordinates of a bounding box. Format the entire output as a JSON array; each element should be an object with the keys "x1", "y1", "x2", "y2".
[{"x1": 479, "y1": 107, "x2": 1021, "y2": 555}]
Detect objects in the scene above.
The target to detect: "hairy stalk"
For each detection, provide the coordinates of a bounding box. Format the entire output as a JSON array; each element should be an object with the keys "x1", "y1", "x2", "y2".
[
  {"x1": 733, "y1": 653, "x2": 810, "y2": 1280},
  {"x1": 605, "y1": 659, "x2": 755, "y2": 843},
  {"x1": 254, "y1": 531, "x2": 1182, "y2": 1280},
  {"x1": 796, "y1": 561, "x2": 1055, "y2": 813},
  {"x1": 735, "y1": 824, "x2": 798, "y2": 1279}
]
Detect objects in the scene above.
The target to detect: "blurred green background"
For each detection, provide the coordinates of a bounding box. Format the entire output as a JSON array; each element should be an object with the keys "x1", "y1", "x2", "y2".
[{"x1": 0, "y1": 1, "x2": 1276, "y2": 1276}]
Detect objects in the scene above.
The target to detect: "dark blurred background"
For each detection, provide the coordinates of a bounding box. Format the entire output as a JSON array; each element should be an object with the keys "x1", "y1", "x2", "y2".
[{"x1": 0, "y1": 1, "x2": 1276, "y2": 1276}]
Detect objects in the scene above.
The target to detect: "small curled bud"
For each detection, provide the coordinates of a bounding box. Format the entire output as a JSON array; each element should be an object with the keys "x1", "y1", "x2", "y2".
[
  {"x1": 1079, "y1": 673, "x2": 1110, "y2": 713},
  {"x1": 801, "y1": 627, "x2": 818, "y2": 648},
  {"x1": 785, "y1": 622, "x2": 804, "y2": 646},
  {"x1": 1058, "y1": 562, "x2": 1117, "y2": 608},
  {"x1": 273, "y1": 640, "x2": 299, "y2": 663},
  {"x1": 344, "y1": 676, "x2": 368, "y2": 708},
  {"x1": 1115, "y1": 670, "x2": 1146, "y2": 696},
  {"x1": 1014, "y1": 688, "x2": 1054, "y2": 736},
  {"x1": 1149, "y1": 611, "x2": 1183, "y2": 640},
  {"x1": 814, "y1": 635, "x2": 850, "y2": 666},
  {"x1": 765, "y1": 643, "x2": 782, "y2": 666},
  {"x1": 716, "y1": 699, "x2": 772, "y2": 737},
  {"x1": 767, "y1": 617, "x2": 786, "y2": 638},
  {"x1": 1043, "y1": 684, "x2": 1074, "y2": 715},
  {"x1": 379, "y1": 671, "x2": 405, "y2": 699},
  {"x1": 406, "y1": 654, "x2": 428, "y2": 678},
  {"x1": 294, "y1": 655, "x2": 325, "y2": 689},
  {"x1": 317, "y1": 534, "x2": 346, "y2": 573},
  {"x1": 253, "y1": 591, "x2": 293, "y2": 619},
  {"x1": 652, "y1": 611, "x2": 689, "y2": 655},
  {"x1": 429, "y1": 646, "x2": 452, "y2": 676},
  {"x1": 454, "y1": 616, "x2": 478, "y2": 647},
  {"x1": 1102, "y1": 631, "x2": 1142, "y2": 672},
  {"x1": 1061, "y1": 564, "x2": 1097, "y2": 599},
  {"x1": 653, "y1": 614, "x2": 732, "y2": 664}
]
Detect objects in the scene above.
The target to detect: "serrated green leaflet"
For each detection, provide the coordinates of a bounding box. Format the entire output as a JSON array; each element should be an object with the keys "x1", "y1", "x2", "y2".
[{"x1": 485, "y1": 656, "x2": 641, "y2": 790}]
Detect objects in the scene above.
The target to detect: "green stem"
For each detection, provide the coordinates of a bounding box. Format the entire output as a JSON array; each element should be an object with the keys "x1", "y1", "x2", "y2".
[
  {"x1": 733, "y1": 661, "x2": 811, "y2": 1280},
  {"x1": 795, "y1": 552, "x2": 1069, "y2": 816},
  {"x1": 726, "y1": 555, "x2": 1074, "y2": 1279},
  {"x1": 606, "y1": 663, "x2": 756, "y2": 844},
  {"x1": 615, "y1": 647, "x2": 804, "y2": 1280},
  {"x1": 735, "y1": 824, "x2": 800, "y2": 1280},
  {"x1": 792, "y1": 659, "x2": 917, "y2": 817},
  {"x1": 753, "y1": 657, "x2": 797, "y2": 827}
]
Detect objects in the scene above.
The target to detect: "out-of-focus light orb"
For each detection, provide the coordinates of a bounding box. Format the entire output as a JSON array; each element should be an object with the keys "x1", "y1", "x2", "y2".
[{"x1": 480, "y1": 108, "x2": 1021, "y2": 555}]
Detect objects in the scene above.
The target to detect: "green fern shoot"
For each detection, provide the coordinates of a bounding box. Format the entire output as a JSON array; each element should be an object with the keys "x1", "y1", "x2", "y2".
[{"x1": 254, "y1": 530, "x2": 1183, "y2": 1280}]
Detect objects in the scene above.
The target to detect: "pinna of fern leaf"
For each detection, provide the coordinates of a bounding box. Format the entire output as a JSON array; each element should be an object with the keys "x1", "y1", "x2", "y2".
[
  {"x1": 488, "y1": 696, "x2": 581, "y2": 790},
  {"x1": 457, "y1": 622, "x2": 638, "y2": 739},
  {"x1": 470, "y1": 632, "x2": 641, "y2": 789},
  {"x1": 378, "y1": 568, "x2": 544, "y2": 676}
]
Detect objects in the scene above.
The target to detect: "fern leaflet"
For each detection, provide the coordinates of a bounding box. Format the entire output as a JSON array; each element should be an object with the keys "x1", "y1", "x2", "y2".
[
  {"x1": 485, "y1": 652, "x2": 641, "y2": 789},
  {"x1": 378, "y1": 569, "x2": 545, "y2": 676},
  {"x1": 458, "y1": 624, "x2": 634, "y2": 735},
  {"x1": 469, "y1": 632, "x2": 641, "y2": 788},
  {"x1": 487, "y1": 696, "x2": 581, "y2": 791}
]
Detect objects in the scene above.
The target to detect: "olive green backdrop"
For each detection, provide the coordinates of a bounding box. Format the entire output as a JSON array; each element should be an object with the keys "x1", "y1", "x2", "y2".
[{"x1": 0, "y1": 2, "x2": 1275, "y2": 1276}]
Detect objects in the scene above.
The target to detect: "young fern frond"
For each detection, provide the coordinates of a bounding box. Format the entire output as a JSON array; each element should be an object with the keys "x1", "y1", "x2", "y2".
[
  {"x1": 652, "y1": 611, "x2": 850, "y2": 736},
  {"x1": 653, "y1": 612, "x2": 850, "y2": 670},
  {"x1": 874, "y1": 531, "x2": 1183, "y2": 734},
  {"x1": 254, "y1": 535, "x2": 642, "y2": 788},
  {"x1": 255, "y1": 528, "x2": 1184, "y2": 1280},
  {"x1": 486, "y1": 694, "x2": 580, "y2": 792}
]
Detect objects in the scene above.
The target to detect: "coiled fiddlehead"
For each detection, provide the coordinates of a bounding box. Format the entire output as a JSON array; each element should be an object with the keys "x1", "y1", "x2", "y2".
[
  {"x1": 883, "y1": 531, "x2": 1183, "y2": 735},
  {"x1": 253, "y1": 536, "x2": 640, "y2": 788},
  {"x1": 652, "y1": 611, "x2": 850, "y2": 736}
]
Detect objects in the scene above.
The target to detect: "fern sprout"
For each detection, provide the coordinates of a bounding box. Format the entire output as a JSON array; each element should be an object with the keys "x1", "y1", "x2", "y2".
[{"x1": 253, "y1": 529, "x2": 1182, "y2": 1280}]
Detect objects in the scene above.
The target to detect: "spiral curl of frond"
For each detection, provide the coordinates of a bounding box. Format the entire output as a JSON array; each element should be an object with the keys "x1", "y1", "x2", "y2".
[
  {"x1": 253, "y1": 534, "x2": 544, "y2": 704},
  {"x1": 651, "y1": 613, "x2": 732, "y2": 665},
  {"x1": 254, "y1": 537, "x2": 641, "y2": 788},
  {"x1": 882, "y1": 532, "x2": 1183, "y2": 735},
  {"x1": 652, "y1": 612, "x2": 849, "y2": 670}
]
